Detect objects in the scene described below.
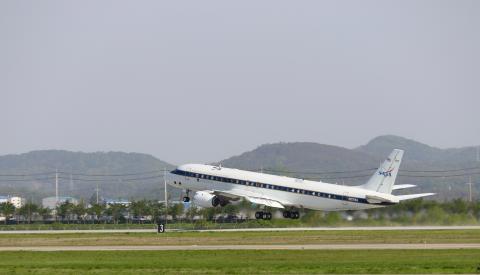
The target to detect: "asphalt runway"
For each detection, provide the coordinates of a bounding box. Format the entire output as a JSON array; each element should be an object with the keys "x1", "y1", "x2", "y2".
[
  {"x1": 0, "y1": 225, "x2": 479, "y2": 234},
  {"x1": 0, "y1": 243, "x2": 478, "y2": 251}
]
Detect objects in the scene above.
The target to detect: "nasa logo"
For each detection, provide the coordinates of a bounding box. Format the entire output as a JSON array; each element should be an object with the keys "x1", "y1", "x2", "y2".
[{"x1": 378, "y1": 168, "x2": 394, "y2": 177}]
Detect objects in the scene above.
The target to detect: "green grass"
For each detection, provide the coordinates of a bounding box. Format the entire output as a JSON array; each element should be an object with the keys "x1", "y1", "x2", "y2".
[
  {"x1": 0, "y1": 249, "x2": 479, "y2": 274},
  {"x1": 0, "y1": 229, "x2": 478, "y2": 246},
  {"x1": 2, "y1": 215, "x2": 477, "y2": 231}
]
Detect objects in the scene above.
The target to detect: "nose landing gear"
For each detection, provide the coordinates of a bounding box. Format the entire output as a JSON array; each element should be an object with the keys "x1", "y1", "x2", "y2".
[{"x1": 183, "y1": 190, "x2": 191, "y2": 203}]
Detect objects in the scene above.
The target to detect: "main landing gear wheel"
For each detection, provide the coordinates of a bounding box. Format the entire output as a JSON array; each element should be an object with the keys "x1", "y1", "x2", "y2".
[
  {"x1": 255, "y1": 211, "x2": 272, "y2": 220},
  {"x1": 283, "y1": 211, "x2": 300, "y2": 219}
]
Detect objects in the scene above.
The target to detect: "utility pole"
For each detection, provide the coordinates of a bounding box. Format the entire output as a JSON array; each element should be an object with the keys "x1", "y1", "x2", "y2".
[
  {"x1": 96, "y1": 182, "x2": 99, "y2": 204},
  {"x1": 69, "y1": 173, "x2": 73, "y2": 192},
  {"x1": 467, "y1": 176, "x2": 473, "y2": 203},
  {"x1": 55, "y1": 169, "x2": 59, "y2": 206},
  {"x1": 164, "y1": 167, "x2": 168, "y2": 227}
]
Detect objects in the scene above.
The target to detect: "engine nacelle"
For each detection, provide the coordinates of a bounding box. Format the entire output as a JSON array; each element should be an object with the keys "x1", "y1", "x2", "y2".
[
  {"x1": 193, "y1": 191, "x2": 218, "y2": 208},
  {"x1": 192, "y1": 191, "x2": 228, "y2": 208}
]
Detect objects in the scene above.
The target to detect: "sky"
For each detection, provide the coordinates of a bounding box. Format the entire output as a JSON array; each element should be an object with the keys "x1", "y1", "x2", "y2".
[{"x1": 1, "y1": 0, "x2": 479, "y2": 164}]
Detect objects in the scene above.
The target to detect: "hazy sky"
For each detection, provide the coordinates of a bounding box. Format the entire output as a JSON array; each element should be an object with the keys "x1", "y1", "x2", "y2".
[{"x1": 1, "y1": 1, "x2": 479, "y2": 164}]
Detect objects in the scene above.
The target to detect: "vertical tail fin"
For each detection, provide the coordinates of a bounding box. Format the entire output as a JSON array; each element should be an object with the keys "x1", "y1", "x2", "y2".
[{"x1": 360, "y1": 149, "x2": 404, "y2": 194}]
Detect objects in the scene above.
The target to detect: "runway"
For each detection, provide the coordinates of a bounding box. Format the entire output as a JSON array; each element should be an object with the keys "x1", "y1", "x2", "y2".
[
  {"x1": 0, "y1": 225, "x2": 478, "y2": 234},
  {"x1": 0, "y1": 243, "x2": 478, "y2": 251}
]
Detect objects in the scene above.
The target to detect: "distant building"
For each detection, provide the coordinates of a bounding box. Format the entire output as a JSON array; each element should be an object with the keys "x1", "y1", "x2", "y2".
[
  {"x1": 8, "y1": 196, "x2": 25, "y2": 208},
  {"x1": 0, "y1": 195, "x2": 26, "y2": 208},
  {"x1": 104, "y1": 198, "x2": 130, "y2": 207},
  {"x1": 42, "y1": 196, "x2": 78, "y2": 209}
]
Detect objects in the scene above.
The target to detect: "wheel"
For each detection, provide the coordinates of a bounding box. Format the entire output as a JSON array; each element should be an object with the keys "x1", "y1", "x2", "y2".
[
  {"x1": 212, "y1": 196, "x2": 220, "y2": 207},
  {"x1": 255, "y1": 211, "x2": 263, "y2": 219},
  {"x1": 283, "y1": 211, "x2": 291, "y2": 218},
  {"x1": 182, "y1": 196, "x2": 190, "y2": 203},
  {"x1": 262, "y1": 212, "x2": 268, "y2": 220},
  {"x1": 266, "y1": 212, "x2": 272, "y2": 220},
  {"x1": 293, "y1": 212, "x2": 300, "y2": 219}
]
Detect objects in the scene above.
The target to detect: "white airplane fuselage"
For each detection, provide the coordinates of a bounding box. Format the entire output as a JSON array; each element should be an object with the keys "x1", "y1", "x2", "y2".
[{"x1": 169, "y1": 164, "x2": 398, "y2": 211}]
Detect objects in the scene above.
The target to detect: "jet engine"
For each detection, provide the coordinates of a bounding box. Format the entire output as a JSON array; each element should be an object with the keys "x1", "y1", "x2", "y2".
[{"x1": 192, "y1": 191, "x2": 228, "y2": 207}]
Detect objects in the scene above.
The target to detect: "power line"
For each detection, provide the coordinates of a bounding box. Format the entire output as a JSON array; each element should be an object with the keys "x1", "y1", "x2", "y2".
[
  {"x1": 57, "y1": 175, "x2": 165, "y2": 182},
  {"x1": 304, "y1": 171, "x2": 480, "y2": 181},
  {"x1": 0, "y1": 170, "x2": 166, "y2": 177},
  {"x1": 260, "y1": 168, "x2": 377, "y2": 174},
  {"x1": 402, "y1": 166, "x2": 480, "y2": 173},
  {"x1": 399, "y1": 171, "x2": 480, "y2": 178},
  {"x1": 0, "y1": 165, "x2": 479, "y2": 183},
  {"x1": 0, "y1": 172, "x2": 55, "y2": 177},
  {"x1": 58, "y1": 170, "x2": 164, "y2": 177},
  {"x1": 260, "y1": 166, "x2": 480, "y2": 175},
  {"x1": 2, "y1": 165, "x2": 479, "y2": 178}
]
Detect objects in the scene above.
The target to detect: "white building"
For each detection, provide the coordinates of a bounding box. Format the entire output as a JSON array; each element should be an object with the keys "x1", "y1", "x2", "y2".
[
  {"x1": 0, "y1": 195, "x2": 26, "y2": 208},
  {"x1": 8, "y1": 197, "x2": 25, "y2": 208},
  {"x1": 42, "y1": 196, "x2": 78, "y2": 209}
]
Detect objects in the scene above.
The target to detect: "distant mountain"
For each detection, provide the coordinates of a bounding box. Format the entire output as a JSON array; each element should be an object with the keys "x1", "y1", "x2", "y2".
[
  {"x1": 218, "y1": 142, "x2": 381, "y2": 174},
  {"x1": 356, "y1": 135, "x2": 478, "y2": 167},
  {"x1": 1, "y1": 136, "x2": 478, "y2": 202},
  {"x1": 356, "y1": 135, "x2": 444, "y2": 162},
  {"x1": 0, "y1": 150, "x2": 175, "y2": 202},
  {"x1": 218, "y1": 136, "x2": 479, "y2": 200}
]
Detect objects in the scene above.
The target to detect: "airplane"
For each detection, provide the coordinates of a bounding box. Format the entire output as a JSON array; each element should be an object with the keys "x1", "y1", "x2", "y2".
[{"x1": 168, "y1": 149, "x2": 435, "y2": 220}]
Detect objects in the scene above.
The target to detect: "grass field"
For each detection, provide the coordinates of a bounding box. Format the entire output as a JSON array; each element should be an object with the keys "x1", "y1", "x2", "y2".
[
  {"x1": 0, "y1": 249, "x2": 479, "y2": 274},
  {"x1": 0, "y1": 229, "x2": 478, "y2": 247}
]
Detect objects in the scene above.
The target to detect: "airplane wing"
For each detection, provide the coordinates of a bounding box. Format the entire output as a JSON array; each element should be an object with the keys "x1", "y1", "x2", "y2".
[
  {"x1": 243, "y1": 197, "x2": 285, "y2": 208},
  {"x1": 396, "y1": 193, "x2": 436, "y2": 201},
  {"x1": 392, "y1": 184, "x2": 416, "y2": 191},
  {"x1": 213, "y1": 190, "x2": 289, "y2": 209}
]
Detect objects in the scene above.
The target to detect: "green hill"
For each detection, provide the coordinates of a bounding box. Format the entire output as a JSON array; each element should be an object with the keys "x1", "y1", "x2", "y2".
[
  {"x1": 1, "y1": 136, "x2": 478, "y2": 202},
  {"x1": 0, "y1": 150, "x2": 175, "y2": 202},
  {"x1": 218, "y1": 142, "x2": 381, "y2": 175}
]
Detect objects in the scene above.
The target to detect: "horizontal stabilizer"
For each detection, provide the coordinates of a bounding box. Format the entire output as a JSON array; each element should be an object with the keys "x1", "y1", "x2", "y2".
[
  {"x1": 366, "y1": 194, "x2": 396, "y2": 204},
  {"x1": 396, "y1": 193, "x2": 435, "y2": 201},
  {"x1": 392, "y1": 184, "x2": 416, "y2": 191}
]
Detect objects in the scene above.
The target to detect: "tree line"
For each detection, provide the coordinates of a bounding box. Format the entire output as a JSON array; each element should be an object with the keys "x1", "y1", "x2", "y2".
[{"x1": 0, "y1": 198, "x2": 479, "y2": 225}]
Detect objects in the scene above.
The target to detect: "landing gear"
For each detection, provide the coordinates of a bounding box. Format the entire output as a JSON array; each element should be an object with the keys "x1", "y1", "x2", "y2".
[
  {"x1": 212, "y1": 196, "x2": 220, "y2": 207},
  {"x1": 282, "y1": 210, "x2": 300, "y2": 219},
  {"x1": 183, "y1": 190, "x2": 191, "y2": 203},
  {"x1": 255, "y1": 211, "x2": 272, "y2": 220}
]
